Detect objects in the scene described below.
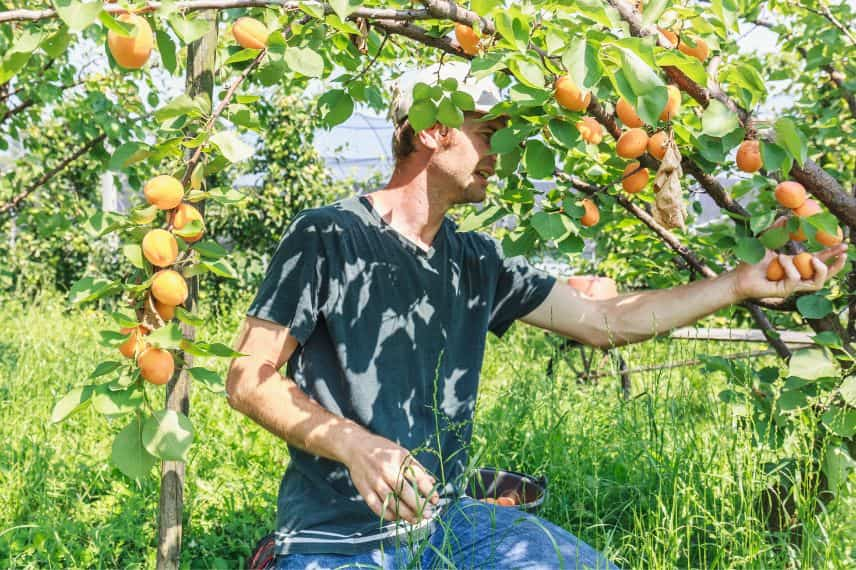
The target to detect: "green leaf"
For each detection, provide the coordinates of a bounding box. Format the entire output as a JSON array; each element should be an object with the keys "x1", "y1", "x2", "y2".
[
  {"x1": 109, "y1": 311, "x2": 139, "y2": 329},
  {"x1": 192, "y1": 240, "x2": 227, "y2": 259},
  {"x1": 788, "y1": 348, "x2": 836, "y2": 380},
  {"x1": 207, "y1": 187, "x2": 247, "y2": 205},
  {"x1": 90, "y1": 361, "x2": 123, "y2": 379},
  {"x1": 224, "y1": 48, "x2": 260, "y2": 66},
  {"x1": 168, "y1": 13, "x2": 211, "y2": 44},
  {"x1": 437, "y1": 97, "x2": 464, "y2": 128},
  {"x1": 68, "y1": 276, "x2": 122, "y2": 305},
  {"x1": 548, "y1": 119, "x2": 580, "y2": 148},
  {"x1": 154, "y1": 94, "x2": 200, "y2": 123},
  {"x1": 173, "y1": 219, "x2": 203, "y2": 239},
  {"x1": 509, "y1": 84, "x2": 549, "y2": 107},
  {"x1": 147, "y1": 322, "x2": 184, "y2": 350},
  {"x1": 408, "y1": 99, "x2": 438, "y2": 132},
  {"x1": 494, "y1": 10, "x2": 530, "y2": 51},
  {"x1": 109, "y1": 142, "x2": 150, "y2": 171},
  {"x1": 55, "y1": 0, "x2": 103, "y2": 33},
  {"x1": 42, "y1": 29, "x2": 72, "y2": 57},
  {"x1": 508, "y1": 55, "x2": 545, "y2": 89},
  {"x1": 123, "y1": 244, "x2": 145, "y2": 269},
  {"x1": 796, "y1": 294, "x2": 833, "y2": 319},
  {"x1": 571, "y1": 0, "x2": 615, "y2": 27},
  {"x1": 188, "y1": 367, "x2": 225, "y2": 393},
  {"x1": 522, "y1": 140, "x2": 555, "y2": 179},
  {"x1": 98, "y1": 11, "x2": 133, "y2": 36},
  {"x1": 156, "y1": 29, "x2": 177, "y2": 74},
  {"x1": 451, "y1": 90, "x2": 475, "y2": 112},
  {"x1": 823, "y1": 444, "x2": 856, "y2": 493},
  {"x1": 175, "y1": 306, "x2": 205, "y2": 327},
  {"x1": 777, "y1": 390, "x2": 808, "y2": 412},
  {"x1": 285, "y1": 47, "x2": 324, "y2": 78},
  {"x1": 774, "y1": 118, "x2": 808, "y2": 167},
  {"x1": 759, "y1": 226, "x2": 789, "y2": 250},
  {"x1": 839, "y1": 376, "x2": 856, "y2": 406},
  {"x1": 531, "y1": 211, "x2": 572, "y2": 241},
  {"x1": 556, "y1": 233, "x2": 585, "y2": 254},
  {"x1": 636, "y1": 87, "x2": 669, "y2": 126},
  {"x1": 329, "y1": 0, "x2": 361, "y2": 21},
  {"x1": 92, "y1": 384, "x2": 144, "y2": 417},
  {"x1": 641, "y1": 0, "x2": 670, "y2": 26},
  {"x1": 804, "y1": 212, "x2": 839, "y2": 235},
  {"x1": 501, "y1": 227, "x2": 539, "y2": 256},
  {"x1": 201, "y1": 259, "x2": 238, "y2": 279},
  {"x1": 472, "y1": 0, "x2": 501, "y2": 15},
  {"x1": 51, "y1": 385, "x2": 96, "y2": 423},
  {"x1": 616, "y1": 46, "x2": 666, "y2": 97},
  {"x1": 821, "y1": 406, "x2": 856, "y2": 437},
  {"x1": 760, "y1": 141, "x2": 790, "y2": 174},
  {"x1": 112, "y1": 416, "x2": 158, "y2": 480},
  {"x1": 655, "y1": 51, "x2": 708, "y2": 86},
  {"x1": 210, "y1": 131, "x2": 254, "y2": 163},
  {"x1": 85, "y1": 210, "x2": 127, "y2": 237},
  {"x1": 458, "y1": 205, "x2": 505, "y2": 232},
  {"x1": 180, "y1": 340, "x2": 244, "y2": 359},
  {"x1": 702, "y1": 100, "x2": 740, "y2": 137},
  {"x1": 299, "y1": 1, "x2": 326, "y2": 19},
  {"x1": 734, "y1": 237, "x2": 765, "y2": 263},
  {"x1": 317, "y1": 89, "x2": 354, "y2": 128},
  {"x1": 142, "y1": 410, "x2": 195, "y2": 461},
  {"x1": 812, "y1": 331, "x2": 841, "y2": 348},
  {"x1": 490, "y1": 127, "x2": 525, "y2": 154},
  {"x1": 562, "y1": 38, "x2": 602, "y2": 89}
]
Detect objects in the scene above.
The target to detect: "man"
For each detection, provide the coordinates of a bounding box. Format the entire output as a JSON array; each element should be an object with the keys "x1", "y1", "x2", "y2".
[{"x1": 226, "y1": 61, "x2": 847, "y2": 569}]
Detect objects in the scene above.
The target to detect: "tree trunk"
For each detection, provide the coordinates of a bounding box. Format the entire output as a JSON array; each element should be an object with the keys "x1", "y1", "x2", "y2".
[{"x1": 156, "y1": 10, "x2": 217, "y2": 570}]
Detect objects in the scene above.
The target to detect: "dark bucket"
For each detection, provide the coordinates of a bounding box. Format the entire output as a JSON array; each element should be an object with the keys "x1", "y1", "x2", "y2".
[
  {"x1": 466, "y1": 467, "x2": 548, "y2": 513},
  {"x1": 247, "y1": 532, "x2": 277, "y2": 570}
]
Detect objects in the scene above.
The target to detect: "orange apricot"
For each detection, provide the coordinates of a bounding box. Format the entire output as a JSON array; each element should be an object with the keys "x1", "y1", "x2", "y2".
[
  {"x1": 793, "y1": 252, "x2": 815, "y2": 280},
  {"x1": 142, "y1": 229, "x2": 179, "y2": 268},
  {"x1": 793, "y1": 199, "x2": 821, "y2": 218},
  {"x1": 616, "y1": 128, "x2": 649, "y2": 159},
  {"x1": 679, "y1": 37, "x2": 709, "y2": 62},
  {"x1": 144, "y1": 175, "x2": 184, "y2": 210},
  {"x1": 816, "y1": 227, "x2": 843, "y2": 247},
  {"x1": 647, "y1": 130, "x2": 668, "y2": 160},
  {"x1": 774, "y1": 181, "x2": 807, "y2": 210},
  {"x1": 154, "y1": 299, "x2": 176, "y2": 322},
  {"x1": 576, "y1": 117, "x2": 604, "y2": 144},
  {"x1": 616, "y1": 98, "x2": 644, "y2": 128},
  {"x1": 173, "y1": 203, "x2": 204, "y2": 243},
  {"x1": 736, "y1": 140, "x2": 762, "y2": 173},
  {"x1": 119, "y1": 326, "x2": 149, "y2": 359},
  {"x1": 555, "y1": 76, "x2": 591, "y2": 112},
  {"x1": 232, "y1": 17, "x2": 269, "y2": 50},
  {"x1": 138, "y1": 348, "x2": 175, "y2": 385},
  {"x1": 151, "y1": 269, "x2": 188, "y2": 306},
  {"x1": 766, "y1": 258, "x2": 785, "y2": 281},
  {"x1": 107, "y1": 13, "x2": 154, "y2": 70},
  {"x1": 622, "y1": 162, "x2": 649, "y2": 193},
  {"x1": 659, "y1": 85, "x2": 681, "y2": 121},
  {"x1": 454, "y1": 23, "x2": 480, "y2": 55},
  {"x1": 580, "y1": 199, "x2": 600, "y2": 227}
]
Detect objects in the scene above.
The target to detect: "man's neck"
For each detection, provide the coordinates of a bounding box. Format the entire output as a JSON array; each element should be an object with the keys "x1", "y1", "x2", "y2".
[{"x1": 367, "y1": 171, "x2": 450, "y2": 250}]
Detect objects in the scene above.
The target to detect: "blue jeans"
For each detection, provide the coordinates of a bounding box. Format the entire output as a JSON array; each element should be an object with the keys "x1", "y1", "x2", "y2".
[{"x1": 275, "y1": 497, "x2": 618, "y2": 569}]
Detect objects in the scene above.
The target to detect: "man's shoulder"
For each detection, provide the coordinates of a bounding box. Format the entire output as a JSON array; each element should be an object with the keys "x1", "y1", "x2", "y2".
[
  {"x1": 292, "y1": 196, "x2": 367, "y2": 232},
  {"x1": 448, "y1": 221, "x2": 502, "y2": 258}
]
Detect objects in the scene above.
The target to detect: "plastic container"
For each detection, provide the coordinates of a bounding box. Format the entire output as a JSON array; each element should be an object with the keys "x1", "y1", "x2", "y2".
[{"x1": 466, "y1": 467, "x2": 548, "y2": 513}]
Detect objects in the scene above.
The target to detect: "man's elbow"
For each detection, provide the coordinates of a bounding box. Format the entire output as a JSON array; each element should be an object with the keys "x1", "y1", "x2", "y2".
[{"x1": 226, "y1": 359, "x2": 251, "y2": 412}]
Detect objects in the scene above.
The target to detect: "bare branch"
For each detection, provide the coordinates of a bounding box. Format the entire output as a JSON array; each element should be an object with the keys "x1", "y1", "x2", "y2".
[{"x1": 0, "y1": 134, "x2": 107, "y2": 216}]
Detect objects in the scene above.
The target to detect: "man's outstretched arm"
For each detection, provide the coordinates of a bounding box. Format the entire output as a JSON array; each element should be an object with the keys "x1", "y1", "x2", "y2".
[
  {"x1": 226, "y1": 316, "x2": 439, "y2": 524},
  {"x1": 522, "y1": 245, "x2": 848, "y2": 348}
]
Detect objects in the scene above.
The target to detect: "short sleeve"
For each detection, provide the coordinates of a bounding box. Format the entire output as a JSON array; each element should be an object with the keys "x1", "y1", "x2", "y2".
[
  {"x1": 246, "y1": 213, "x2": 330, "y2": 345},
  {"x1": 487, "y1": 238, "x2": 556, "y2": 338}
]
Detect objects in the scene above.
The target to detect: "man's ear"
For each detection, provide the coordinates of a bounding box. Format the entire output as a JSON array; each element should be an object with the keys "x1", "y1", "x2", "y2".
[{"x1": 416, "y1": 123, "x2": 453, "y2": 151}]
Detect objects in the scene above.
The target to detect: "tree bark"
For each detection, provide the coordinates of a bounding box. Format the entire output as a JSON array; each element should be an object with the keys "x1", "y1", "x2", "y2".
[{"x1": 156, "y1": 10, "x2": 216, "y2": 570}]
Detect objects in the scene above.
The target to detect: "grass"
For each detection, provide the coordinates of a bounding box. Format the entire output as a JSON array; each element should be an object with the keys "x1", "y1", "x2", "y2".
[{"x1": 0, "y1": 291, "x2": 853, "y2": 568}]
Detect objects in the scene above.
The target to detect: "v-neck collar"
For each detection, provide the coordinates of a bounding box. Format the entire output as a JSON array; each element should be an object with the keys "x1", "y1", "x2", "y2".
[{"x1": 358, "y1": 196, "x2": 447, "y2": 259}]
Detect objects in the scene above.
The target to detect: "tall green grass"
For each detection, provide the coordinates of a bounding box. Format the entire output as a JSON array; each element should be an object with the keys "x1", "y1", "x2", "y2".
[{"x1": 0, "y1": 292, "x2": 852, "y2": 568}]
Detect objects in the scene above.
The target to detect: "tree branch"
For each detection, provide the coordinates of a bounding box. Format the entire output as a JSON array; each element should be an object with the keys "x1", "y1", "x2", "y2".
[{"x1": 0, "y1": 134, "x2": 107, "y2": 216}]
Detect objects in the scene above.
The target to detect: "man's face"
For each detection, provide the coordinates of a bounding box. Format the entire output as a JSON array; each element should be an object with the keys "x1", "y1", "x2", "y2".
[{"x1": 428, "y1": 113, "x2": 506, "y2": 205}]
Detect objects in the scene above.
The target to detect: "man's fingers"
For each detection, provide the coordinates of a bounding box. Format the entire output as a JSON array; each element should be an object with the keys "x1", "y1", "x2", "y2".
[
  {"x1": 807, "y1": 257, "x2": 828, "y2": 290},
  {"x1": 778, "y1": 254, "x2": 801, "y2": 286},
  {"x1": 815, "y1": 243, "x2": 848, "y2": 263}
]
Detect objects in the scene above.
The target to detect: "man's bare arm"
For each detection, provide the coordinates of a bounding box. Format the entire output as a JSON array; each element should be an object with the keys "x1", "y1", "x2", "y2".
[
  {"x1": 226, "y1": 316, "x2": 439, "y2": 523},
  {"x1": 522, "y1": 246, "x2": 848, "y2": 348}
]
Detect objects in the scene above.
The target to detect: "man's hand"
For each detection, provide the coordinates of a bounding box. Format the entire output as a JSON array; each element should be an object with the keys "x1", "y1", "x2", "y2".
[
  {"x1": 733, "y1": 244, "x2": 848, "y2": 302},
  {"x1": 343, "y1": 434, "x2": 440, "y2": 524}
]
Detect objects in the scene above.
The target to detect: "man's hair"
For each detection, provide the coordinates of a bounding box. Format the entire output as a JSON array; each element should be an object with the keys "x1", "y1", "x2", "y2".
[{"x1": 391, "y1": 119, "x2": 416, "y2": 161}]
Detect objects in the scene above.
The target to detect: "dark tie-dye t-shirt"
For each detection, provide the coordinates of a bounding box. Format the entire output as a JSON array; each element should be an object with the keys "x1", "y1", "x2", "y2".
[{"x1": 246, "y1": 195, "x2": 555, "y2": 555}]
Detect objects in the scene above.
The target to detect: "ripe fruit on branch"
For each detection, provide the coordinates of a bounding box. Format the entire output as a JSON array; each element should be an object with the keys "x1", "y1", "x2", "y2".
[
  {"x1": 232, "y1": 17, "x2": 269, "y2": 49},
  {"x1": 580, "y1": 199, "x2": 600, "y2": 227},
  {"x1": 173, "y1": 203, "x2": 204, "y2": 243},
  {"x1": 816, "y1": 227, "x2": 843, "y2": 247},
  {"x1": 658, "y1": 27, "x2": 678, "y2": 48},
  {"x1": 616, "y1": 128, "x2": 649, "y2": 159},
  {"x1": 766, "y1": 258, "x2": 785, "y2": 281},
  {"x1": 622, "y1": 162, "x2": 649, "y2": 193},
  {"x1": 107, "y1": 13, "x2": 154, "y2": 70},
  {"x1": 774, "y1": 181, "x2": 807, "y2": 209},
  {"x1": 454, "y1": 23, "x2": 480, "y2": 55},
  {"x1": 647, "y1": 131, "x2": 668, "y2": 160},
  {"x1": 138, "y1": 348, "x2": 175, "y2": 385},
  {"x1": 736, "y1": 140, "x2": 762, "y2": 173},
  {"x1": 678, "y1": 36, "x2": 709, "y2": 62},
  {"x1": 154, "y1": 299, "x2": 176, "y2": 322},
  {"x1": 576, "y1": 117, "x2": 603, "y2": 144},
  {"x1": 793, "y1": 252, "x2": 815, "y2": 280},
  {"x1": 151, "y1": 269, "x2": 188, "y2": 306},
  {"x1": 142, "y1": 229, "x2": 179, "y2": 267},
  {"x1": 144, "y1": 175, "x2": 184, "y2": 210},
  {"x1": 555, "y1": 76, "x2": 591, "y2": 112},
  {"x1": 659, "y1": 85, "x2": 681, "y2": 121},
  {"x1": 793, "y1": 198, "x2": 821, "y2": 218},
  {"x1": 119, "y1": 326, "x2": 149, "y2": 358},
  {"x1": 616, "y1": 98, "x2": 644, "y2": 128}
]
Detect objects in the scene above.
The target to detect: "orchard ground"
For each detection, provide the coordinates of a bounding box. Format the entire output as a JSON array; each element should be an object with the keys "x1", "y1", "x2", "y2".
[{"x1": 1, "y1": 292, "x2": 853, "y2": 569}]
